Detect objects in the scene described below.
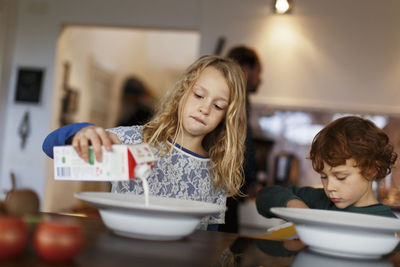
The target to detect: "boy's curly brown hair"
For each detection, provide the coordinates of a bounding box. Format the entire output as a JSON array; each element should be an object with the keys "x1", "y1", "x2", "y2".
[{"x1": 309, "y1": 116, "x2": 397, "y2": 181}]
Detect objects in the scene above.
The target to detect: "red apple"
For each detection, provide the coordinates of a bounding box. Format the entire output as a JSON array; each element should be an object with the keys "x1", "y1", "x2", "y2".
[
  {"x1": 34, "y1": 219, "x2": 84, "y2": 262},
  {"x1": 0, "y1": 216, "x2": 29, "y2": 259}
]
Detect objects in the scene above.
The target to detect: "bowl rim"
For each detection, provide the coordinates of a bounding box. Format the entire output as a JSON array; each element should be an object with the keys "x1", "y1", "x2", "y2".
[
  {"x1": 270, "y1": 207, "x2": 400, "y2": 232},
  {"x1": 75, "y1": 191, "x2": 225, "y2": 216}
]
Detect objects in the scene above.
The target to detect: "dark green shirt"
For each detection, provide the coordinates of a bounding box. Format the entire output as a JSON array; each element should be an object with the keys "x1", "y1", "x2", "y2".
[{"x1": 256, "y1": 185, "x2": 397, "y2": 219}]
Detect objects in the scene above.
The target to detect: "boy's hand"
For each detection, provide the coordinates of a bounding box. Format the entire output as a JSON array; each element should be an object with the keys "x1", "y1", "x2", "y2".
[
  {"x1": 286, "y1": 199, "x2": 309, "y2": 209},
  {"x1": 71, "y1": 126, "x2": 121, "y2": 162}
]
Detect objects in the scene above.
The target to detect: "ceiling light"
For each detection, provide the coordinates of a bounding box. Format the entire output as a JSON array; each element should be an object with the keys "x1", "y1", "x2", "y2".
[{"x1": 274, "y1": 0, "x2": 292, "y2": 14}]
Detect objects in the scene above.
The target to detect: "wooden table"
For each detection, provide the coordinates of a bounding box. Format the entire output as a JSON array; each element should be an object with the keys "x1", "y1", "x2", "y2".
[
  {"x1": 2, "y1": 213, "x2": 238, "y2": 266},
  {"x1": 3, "y1": 213, "x2": 400, "y2": 266}
]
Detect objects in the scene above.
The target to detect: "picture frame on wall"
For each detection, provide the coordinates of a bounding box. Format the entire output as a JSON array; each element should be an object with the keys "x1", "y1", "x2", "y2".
[{"x1": 14, "y1": 67, "x2": 44, "y2": 104}]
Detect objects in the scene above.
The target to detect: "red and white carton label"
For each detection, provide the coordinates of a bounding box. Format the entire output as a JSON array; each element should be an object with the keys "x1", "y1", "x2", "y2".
[
  {"x1": 127, "y1": 143, "x2": 155, "y2": 179},
  {"x1": 53, "y1": 144, "x2": 155, "y2": 181}
]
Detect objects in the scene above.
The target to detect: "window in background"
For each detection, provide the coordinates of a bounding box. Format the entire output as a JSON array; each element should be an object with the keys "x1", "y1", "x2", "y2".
[{"x1": 259, "y1": 110, "x2": 388, "y2": 145}]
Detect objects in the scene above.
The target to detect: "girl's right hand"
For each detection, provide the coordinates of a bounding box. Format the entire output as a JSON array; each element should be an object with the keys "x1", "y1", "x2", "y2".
[{"x1": 71, "y1": 126, "x2": 121, "y2": 162}]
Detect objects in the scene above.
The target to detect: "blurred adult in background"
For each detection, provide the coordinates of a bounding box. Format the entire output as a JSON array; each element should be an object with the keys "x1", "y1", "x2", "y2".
[
  {"x1": 219, "y1": 45, "x2": 262, "y2": 233},
  {"x1": 118, "y1": 77, "x2": 154, "y2": 126}
]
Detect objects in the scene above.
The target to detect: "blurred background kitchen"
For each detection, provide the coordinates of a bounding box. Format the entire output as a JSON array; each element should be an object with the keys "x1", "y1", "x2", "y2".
[{"x1": 1, "y1": 0, "x2": 400, "y2": 234}]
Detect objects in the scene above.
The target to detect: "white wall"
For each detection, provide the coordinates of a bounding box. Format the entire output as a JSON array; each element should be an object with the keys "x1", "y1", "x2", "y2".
[
  {"x1": 0, "y1": 0, "x2": 17, "y2": 193},
  {"x1": 200, "y1": 0, "x2": 400, "y2": 114},
  {"x1": 1, "y1": 0, "x2": 400, "y2": 211}
]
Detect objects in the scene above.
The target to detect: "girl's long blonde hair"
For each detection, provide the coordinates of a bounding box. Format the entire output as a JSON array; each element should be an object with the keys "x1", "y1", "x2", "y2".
[{"x1": 142, "y1": 55, "x2": 247, "y2": 197}]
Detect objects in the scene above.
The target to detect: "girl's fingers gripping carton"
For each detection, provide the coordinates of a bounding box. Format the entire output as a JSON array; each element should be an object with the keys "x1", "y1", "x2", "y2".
[{"x1": 53, "y1": 144, "x2": 155, "y2": 181}]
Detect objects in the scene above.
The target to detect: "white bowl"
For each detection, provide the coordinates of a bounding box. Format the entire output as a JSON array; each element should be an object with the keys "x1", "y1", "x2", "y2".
[
  {"x1": 271, "y1": 208, "x2": 400, "y2": 259},
  {"x1": 75, "y1": 192, "x2": 225, "y2": 240}
]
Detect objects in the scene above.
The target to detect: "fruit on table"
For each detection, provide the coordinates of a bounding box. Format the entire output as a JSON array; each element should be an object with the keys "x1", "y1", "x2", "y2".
[
  {"x1": 0, "y1": 216, "x2": 29, "y2": 259},
  {"x1": 4, "y1": 172, "x2": 39, "y2": 216},
  {"x1": 34, "y1": 219, "x2": 84, "y2": 262}
]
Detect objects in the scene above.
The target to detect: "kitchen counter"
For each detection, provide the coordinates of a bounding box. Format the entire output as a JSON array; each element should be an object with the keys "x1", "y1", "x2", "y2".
[{"x1": 3, "y1": 212, "x2": 400, "y2": 266}]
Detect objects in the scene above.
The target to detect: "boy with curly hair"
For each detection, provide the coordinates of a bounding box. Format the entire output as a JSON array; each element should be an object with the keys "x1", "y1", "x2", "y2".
[{"x1": 257, "y1": 116, "x2": 398, "y2": 218}]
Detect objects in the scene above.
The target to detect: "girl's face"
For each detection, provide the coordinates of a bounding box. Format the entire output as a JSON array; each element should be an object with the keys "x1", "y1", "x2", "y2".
[
  {"x1": 320, "y1": 158, "x2": 377, "y2": 209},
  {"x1": 181, "y1": 66, "x2": 230, "y2": 141}
]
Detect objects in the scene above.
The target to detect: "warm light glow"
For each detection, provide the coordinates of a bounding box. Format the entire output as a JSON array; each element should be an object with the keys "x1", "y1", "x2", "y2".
[{"x1": 275, "y1": 0, "x2": 290, "y2": 14}]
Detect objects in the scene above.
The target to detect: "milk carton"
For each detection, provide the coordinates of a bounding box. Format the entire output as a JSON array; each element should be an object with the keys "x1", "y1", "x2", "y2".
[{"x1": 53, "y1": 144, "x2": 155, "y2": 181}]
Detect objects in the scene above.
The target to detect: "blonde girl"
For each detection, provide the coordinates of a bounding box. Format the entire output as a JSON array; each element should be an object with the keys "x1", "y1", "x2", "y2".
[{"x1": 43, "y1": 55, "x2": 247, "y2": 230}]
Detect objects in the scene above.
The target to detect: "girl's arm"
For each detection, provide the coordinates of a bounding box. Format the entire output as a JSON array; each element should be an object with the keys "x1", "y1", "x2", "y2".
[
  {"x1": 42, "y1": 123, "x2": 121, "y2": 162},
  {"x1": 42, "y1": 122, "x2": 93, "y2": 158},
  {"x1": 256, "y1": 185, "x2": 315, "y2": 218}
]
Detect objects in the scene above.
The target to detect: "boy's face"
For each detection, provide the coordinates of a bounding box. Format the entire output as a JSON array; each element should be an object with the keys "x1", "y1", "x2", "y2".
[{"x1": 320, "y1": 159, "x2": 377, "y2": 209}]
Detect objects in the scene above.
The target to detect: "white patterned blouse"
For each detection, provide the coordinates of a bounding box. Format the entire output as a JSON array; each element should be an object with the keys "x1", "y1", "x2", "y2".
[{"x1": 107, "y1": 126, "x2": 226, "y2": 229}]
